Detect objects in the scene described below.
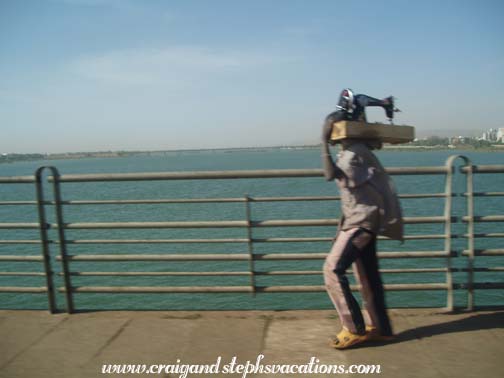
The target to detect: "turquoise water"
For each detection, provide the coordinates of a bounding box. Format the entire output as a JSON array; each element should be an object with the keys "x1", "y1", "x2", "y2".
[{"x1": 0, "y1": 149, "x2": 503, "y2": 311}]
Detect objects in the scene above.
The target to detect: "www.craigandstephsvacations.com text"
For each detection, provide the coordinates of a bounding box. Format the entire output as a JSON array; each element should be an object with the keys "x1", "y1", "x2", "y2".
[{"x1": 101, "y1": 355, "x2": 382, "y2": 376}]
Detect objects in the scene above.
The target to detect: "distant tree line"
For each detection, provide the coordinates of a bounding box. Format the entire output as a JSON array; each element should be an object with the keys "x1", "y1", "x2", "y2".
[
  {"x1": 465, "y1": 139, "x2": 493, "y2": 148},
  {"x1": 410, "y1": 136, "x2": 494, "y2": 148},
  {"x1": 0, "y1": 153, "x2": 45, "y2": 163},
  {"x1": 410, "y1": 136, "x2": 450, "y2": 146}
]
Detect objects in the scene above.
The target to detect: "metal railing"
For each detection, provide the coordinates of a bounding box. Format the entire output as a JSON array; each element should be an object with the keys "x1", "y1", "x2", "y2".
[
  {"x1": 0, "y1": 172, "x2": 57, "y2": 313},
  {"x1": 0, "y1": 156, "x2": 502, "y2": 313},
  {"x1": 458, "y1": 163, "x2": 504, "y2": 310}
]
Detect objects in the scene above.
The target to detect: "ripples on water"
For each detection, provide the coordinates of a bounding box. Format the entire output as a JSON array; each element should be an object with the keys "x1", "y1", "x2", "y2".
[{"x1": 1, "y1": 149, "x2": 503, "y2": 310}]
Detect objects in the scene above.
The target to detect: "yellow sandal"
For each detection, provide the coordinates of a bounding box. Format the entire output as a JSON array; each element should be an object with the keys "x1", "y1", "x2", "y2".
[
  {"x1": 365, "y1": 325, "x2": 395, "y2": 342},
  {"x1": 329, "y1": 328, "x2": 370, "y2": 349}
]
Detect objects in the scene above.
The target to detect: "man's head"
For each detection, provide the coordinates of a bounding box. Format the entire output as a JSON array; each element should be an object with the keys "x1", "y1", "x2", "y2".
[{"x1": 337, "y1": 88, "x2": 354, "y2": 112}]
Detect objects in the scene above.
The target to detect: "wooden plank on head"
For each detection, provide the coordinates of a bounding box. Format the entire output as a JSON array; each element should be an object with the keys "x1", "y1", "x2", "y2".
[{"x1": 331, "y1": 120, "x2": 415, "y2": 144}]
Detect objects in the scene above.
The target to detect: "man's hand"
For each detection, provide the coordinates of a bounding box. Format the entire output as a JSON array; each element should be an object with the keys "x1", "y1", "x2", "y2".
[{"x1": 322, "y1": 119, "x2": 334, "y2": 143}]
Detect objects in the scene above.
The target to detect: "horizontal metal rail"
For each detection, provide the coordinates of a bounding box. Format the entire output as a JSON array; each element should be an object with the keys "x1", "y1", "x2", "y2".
[
  {"x1": 36, "y1": 266, "x2": 473, "y2": 277},
  {"x1": 463, "y1": 192, "x2": 504, "y2": 197},
  {"x1": 58, "y1": 282, "x2": 450, "y2": 294},
  {"x1": 0, "y1": 223, "x2": 41, "y2": 229},
  {"x1": 56, "y1": 251, "x2": 454, "y2": 262},
  {"x1": 0, "y1": 193, "x2": 448, "y2": 206},
  {"x1": 60, "y1": 192, "x2": 444, "y2": 204},
  {"x1": 0, "y1": 216, "x2": 453, "y2": 231},
  {"x1": 54, "y1": 234, "x2": 450, "y2": 245},
  {"x1": 61, "y1": 238, "x2": 250, "y2": 244},
  {"x1": 37, "y1": 216, "x2": 451, "y2": 230},
  {"x1": 0, "y1": 240, "x2": 46, "y2": 244},
  {"x1": 59, "y1": 253, "x2": 250, "y2": 261},
  {"x1": 0, "y1": 175, "x2": 36, "y2": 183},
  {"x1": 462, "y1": 215, "x2": 504, "y2": 223},
  {"x1": 62, "y1": 267, "x2": 452, "y2": 277},
  {"x1": 456, "y1": 282, "x2": 504, "y2": 290},
  {"x1": 461, "y1": 233, "x2": 504, "y2": 238},
  {"x1": 65, "y1": 271, "x2": 254, "y2": 277},
  {"x1": 462, "y1": 249, "x2": 504, "y2": 256},
  {"x1": 0, "y1": 286, "x2": 47, "y2": 293},
  {"x1": 58, "y1": 283, "x2": 447, "y2": 294},
  {"x1": 50, "y1": 166, "x2": 449, "y2": 183},
  {"x1": 460, "y1": 165, "x2": 504, "y2": 173},
  {"x1": 0, "y1": 255, "x2": 44, "y2": 262},
  {"x1": 0, "y1": 200, "x2": 41, "y2": 205}
]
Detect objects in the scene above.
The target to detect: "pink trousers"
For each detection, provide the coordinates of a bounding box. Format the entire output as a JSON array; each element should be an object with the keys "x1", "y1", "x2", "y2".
[{"x1": 323, "y1": 228, "x2": 392, "y2": 335}]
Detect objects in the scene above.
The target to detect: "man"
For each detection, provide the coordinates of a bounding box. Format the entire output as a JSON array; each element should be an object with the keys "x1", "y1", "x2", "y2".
[{"x1": 321, "y1": 89, "x2": 403, "y2": 349}]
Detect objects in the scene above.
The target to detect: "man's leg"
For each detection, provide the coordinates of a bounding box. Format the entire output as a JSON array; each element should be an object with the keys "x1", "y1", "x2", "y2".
[
  {"x1": 323, "y1": 228, "x2": 367, "y2": 335},
  {"x1": 354, "y1": 235, "x2": 393, "y2": 336}
]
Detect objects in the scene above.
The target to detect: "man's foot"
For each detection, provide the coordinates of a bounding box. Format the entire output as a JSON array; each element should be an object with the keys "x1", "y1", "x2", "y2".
[
  {"x1": 365, "y1": 325, "x2": 395, "y2": 342},
  {"x1": 329, "y1": 328, "x2": 370, "y2": 350}
]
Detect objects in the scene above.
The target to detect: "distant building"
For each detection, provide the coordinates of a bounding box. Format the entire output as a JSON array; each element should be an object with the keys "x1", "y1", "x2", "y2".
[
  {"x1": 481, "y1": 128, "x2": 498, "y2": 142},
  {"x1": 451, "y1": 136, "x2": 468, "y2": 145},
  {"x1": 497, "y1": 128, "x2": 504, "y2": 143}
]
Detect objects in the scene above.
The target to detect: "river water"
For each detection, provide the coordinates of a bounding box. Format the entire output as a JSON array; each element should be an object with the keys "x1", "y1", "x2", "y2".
[{"x1": 0, "y1": 149, "x2": 503, "y2": 310}]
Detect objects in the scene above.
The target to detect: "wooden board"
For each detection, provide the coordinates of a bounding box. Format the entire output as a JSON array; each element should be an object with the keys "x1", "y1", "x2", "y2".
[{"x1": 330, "y1": 121, "x2": 415, "y2": 144}]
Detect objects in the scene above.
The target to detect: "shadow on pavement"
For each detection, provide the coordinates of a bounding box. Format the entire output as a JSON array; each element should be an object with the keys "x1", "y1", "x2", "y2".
[{"x1": 363, "y1": 311, "x2": 504, "y2": 348}]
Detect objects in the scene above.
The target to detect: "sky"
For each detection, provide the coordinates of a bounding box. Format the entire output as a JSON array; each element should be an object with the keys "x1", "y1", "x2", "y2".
[{"x1": 1, "y1": 0, "x2": 503, "y2": 154}]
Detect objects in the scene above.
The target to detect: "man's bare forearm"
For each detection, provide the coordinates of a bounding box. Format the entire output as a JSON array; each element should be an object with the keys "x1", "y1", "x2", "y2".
[
  {"x1": 321, "y1": 114, "x2": 345, "y2": 181},
  {"x1": 321, "y1": 142, "x2": 343, "y2": 181}
]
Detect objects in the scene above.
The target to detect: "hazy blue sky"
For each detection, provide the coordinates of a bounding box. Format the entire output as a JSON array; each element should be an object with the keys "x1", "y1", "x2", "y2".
[{"x1": 1, "y1": 0, "x2": 503, "y2": 153}]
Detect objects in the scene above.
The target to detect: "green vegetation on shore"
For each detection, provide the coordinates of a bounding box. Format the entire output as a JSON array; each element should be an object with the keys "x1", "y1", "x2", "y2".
[{"x1": 2, "y1": 141, "x2": 503, "y2": 164}]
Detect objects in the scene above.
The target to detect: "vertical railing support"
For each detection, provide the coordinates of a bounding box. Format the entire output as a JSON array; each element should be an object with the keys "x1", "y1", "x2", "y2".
[
  {"x1": 35, "y1": 168, "x2": 57, "y2": 314},
  {"x1": 35, "y1": 167, "x2": 74, "y2": 313},
  {"x1": 444, "y1": 155, "x2": 474, "y2": 311},
  {"x1": 244, "y1": 195, "x2": 256, "y2": 295},
  {"x1": 443, "y1": 156, "x2": 457, "y2": 311},
  {"x1": 463, "y1": 162, "x2": 475, "y2": 310}
]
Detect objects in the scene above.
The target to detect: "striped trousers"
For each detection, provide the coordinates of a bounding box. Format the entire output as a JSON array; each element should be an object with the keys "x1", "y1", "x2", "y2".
[{"x1": 323, "y1": 228, "x2": 393, "y2": 336}]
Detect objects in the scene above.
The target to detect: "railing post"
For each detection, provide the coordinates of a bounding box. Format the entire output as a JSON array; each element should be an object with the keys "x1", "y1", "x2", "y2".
[
  {"x1": 36, "y1": 167, "x2": 74, "y2": 313},
  {"x1": 244, "y1": 195, "x2": 256, "y2": 295},
  {"x1": 443, "y1": 156, "x2": 457, "y2": 311},
  {"x1": 444, "y1": 155, "x2": 474, "y2": 311},
  {"x1": 35, "y1": 168, "x2": 57, "y2": 314},
  {"x1": 462, "y1": 162, "x2": 475, "y2": 310}
]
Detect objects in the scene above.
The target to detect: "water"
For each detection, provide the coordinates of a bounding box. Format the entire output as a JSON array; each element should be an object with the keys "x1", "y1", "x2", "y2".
[{"x1": 1, "y1": 149, "x2": 503, "y2": 311}]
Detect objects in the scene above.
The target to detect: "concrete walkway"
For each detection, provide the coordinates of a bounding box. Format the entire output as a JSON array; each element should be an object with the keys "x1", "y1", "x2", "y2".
[{"x1": 0, "y1": 309, "x2": 502, "y2": 378}]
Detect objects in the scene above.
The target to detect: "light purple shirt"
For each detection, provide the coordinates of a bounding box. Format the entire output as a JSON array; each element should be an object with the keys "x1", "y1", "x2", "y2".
[{"x1": 335, "y1": 142, "x2": 403, "y2": 241}]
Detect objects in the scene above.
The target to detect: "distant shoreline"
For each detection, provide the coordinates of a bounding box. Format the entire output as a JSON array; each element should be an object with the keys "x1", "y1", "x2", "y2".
[
  {"x1": 381, "y1": 145, "x2": 504, "y2": 152},
  {"x1": 2, "y1": 144, "x2": 504, "y2": 164}
]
